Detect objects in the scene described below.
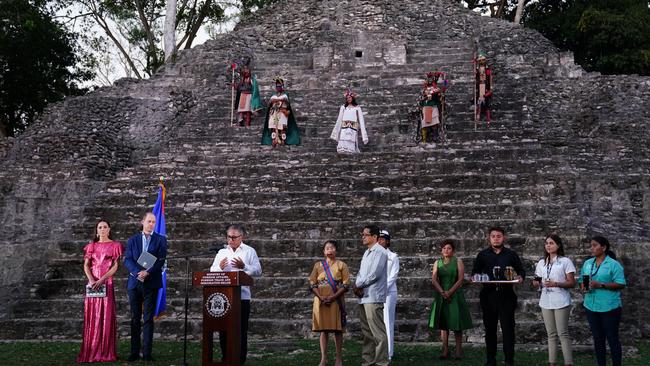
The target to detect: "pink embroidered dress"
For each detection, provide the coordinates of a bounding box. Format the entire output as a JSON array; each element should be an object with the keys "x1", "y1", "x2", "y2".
[{"x1": 77, "y1": 241, "x2": 123, "y2": 363}]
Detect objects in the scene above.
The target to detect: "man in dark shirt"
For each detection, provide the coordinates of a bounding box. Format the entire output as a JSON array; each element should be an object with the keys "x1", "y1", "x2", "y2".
[{"x1": 471, "y1": 227, "x2": 525, "y2": 366}]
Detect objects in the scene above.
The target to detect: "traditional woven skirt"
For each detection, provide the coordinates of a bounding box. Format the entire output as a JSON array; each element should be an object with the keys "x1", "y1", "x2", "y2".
[
  {"x1": 237, "y1": 93, "x2": 252, "y2": 112},
  {"x1": 422, "y1": 106, "x2": 440, "y2": 127}
]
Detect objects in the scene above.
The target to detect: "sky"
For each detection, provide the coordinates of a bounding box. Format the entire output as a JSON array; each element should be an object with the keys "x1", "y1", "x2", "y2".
[{"x1": 59, "y1": 2, "x2": 240, "y2": 86}]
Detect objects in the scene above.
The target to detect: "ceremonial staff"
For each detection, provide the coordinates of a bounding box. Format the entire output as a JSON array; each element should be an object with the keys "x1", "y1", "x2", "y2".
[
  {"x1": 473, "y1": 51, "x2": 477, "y2": 131},
  {"x1": 230, "y1": 62, "x2": 236, "y2": 127}
]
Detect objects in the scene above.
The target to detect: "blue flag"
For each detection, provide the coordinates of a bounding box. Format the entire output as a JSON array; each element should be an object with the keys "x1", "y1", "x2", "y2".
[{"x1": 153, "y1": 182, "x2": 167, "y2": 317}]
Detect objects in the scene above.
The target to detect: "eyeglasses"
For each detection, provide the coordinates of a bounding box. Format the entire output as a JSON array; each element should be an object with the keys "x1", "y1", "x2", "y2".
[{"x1": 227, "y1": 235, "x2": 242, "y2": 240}]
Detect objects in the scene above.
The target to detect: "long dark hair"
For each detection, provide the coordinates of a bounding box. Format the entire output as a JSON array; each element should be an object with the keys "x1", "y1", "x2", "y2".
[
  {"x1": 92, "y1": 219, "x2": 113, "y2": 243},
  {"x1": 344, "y1": 97, "x2": 358, "y2": 107},
  {"x1": 543, "y1": 234, "x2": 565, "y2": 265},
  {"x1": 592, "y1": 235, "x2": 617, "y2": 260}
]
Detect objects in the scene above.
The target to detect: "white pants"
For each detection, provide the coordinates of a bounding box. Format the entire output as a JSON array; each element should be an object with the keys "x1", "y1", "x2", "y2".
[{"x1": 383, "y1": 291, "x2": 397, "y2": 359}]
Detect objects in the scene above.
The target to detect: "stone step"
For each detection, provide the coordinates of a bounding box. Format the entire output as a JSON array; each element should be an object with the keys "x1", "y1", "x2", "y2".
[
  {"x1": 88, "y1": 172, "x2": 554, "y2": 195},
  {"x1": 33, "y1": 270, "x2": 592, "y2": 303},
  {"x1": 138, "y1": 147, "x2": 549, "y2": 169},
  {"x1": 176, "y1": 116, "x2": 528, "y2": 136},
  {"x1": 127, "y1": 218, "x2": 574, "y2": 240},
  {"x1": 85, "y1": 203, "x2": 565, "y2": 226},
  {"x1": 88, "y1": 188, "x2": 564, "y2": 213},
  {"x1": 101, "y1": 161, "x2": 556, "y2": 187},
  {"x1": 170, "y1": 130, "x2": 538, "y2": 148},
  {"x1": 45, "y1": 242, "x2": 578, "y2": 280},
  {"x1": 185, "y1": 98, "x2": 523, "y2": 114},
  {"x1": 60, "y1": 231, "x2": 589, "y2": 261},
  {"x1": 14, "y1": 295, "x2": 570, "y2": 325},
  {"x1": 104, "y1": 156, "x2": 555, "y2": 182},
  {"x1": 0, "y1": 317, "x2": 596, "y2": 344}
]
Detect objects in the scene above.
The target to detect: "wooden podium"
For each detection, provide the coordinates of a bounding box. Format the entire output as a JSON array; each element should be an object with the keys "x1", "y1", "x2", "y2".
[{"x1": 193, "y1": 271, "x2": 254, "y2": 366}]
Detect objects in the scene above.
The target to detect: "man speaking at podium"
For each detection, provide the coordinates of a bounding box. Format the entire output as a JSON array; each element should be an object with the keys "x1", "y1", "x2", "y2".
[{"x1": 210, "y1": 224, "x2": 262, "y2": 364}]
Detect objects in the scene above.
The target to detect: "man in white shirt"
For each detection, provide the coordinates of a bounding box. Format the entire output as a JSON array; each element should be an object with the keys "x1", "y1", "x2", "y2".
[
  {"x1": 378, "y1": 229, "x2": 399, "y2": 361},
  {"x1": 209, "y1": 224, "x2": 262, "y2": 365},
  {"x1": 354, "y1": 224, "x2": 389, "y2": 366}
]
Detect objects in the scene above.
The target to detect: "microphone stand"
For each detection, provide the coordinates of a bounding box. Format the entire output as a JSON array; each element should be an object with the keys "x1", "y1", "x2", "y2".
[{"x1": 166, "y1": 248, "x2": 221, "y2": 366}]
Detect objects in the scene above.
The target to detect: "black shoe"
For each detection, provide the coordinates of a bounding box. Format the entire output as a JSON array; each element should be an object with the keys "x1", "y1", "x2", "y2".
[
  {"x1": 143, "y1": 355, "x2": 155, "y2": 362},
  {"x1": 127, "y1": 354, "x2": 139, "y2": 362}
]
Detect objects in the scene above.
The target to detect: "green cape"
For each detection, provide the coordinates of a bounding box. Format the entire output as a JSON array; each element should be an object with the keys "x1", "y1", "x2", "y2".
[{"x1": 261, "y1": 94, "x2": 301, "y2": 146}]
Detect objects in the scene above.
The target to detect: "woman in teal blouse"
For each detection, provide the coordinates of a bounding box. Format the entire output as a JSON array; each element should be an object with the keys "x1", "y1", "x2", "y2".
[{"x1": 579, "y1": 236, "x2": 626, "y2": 366}]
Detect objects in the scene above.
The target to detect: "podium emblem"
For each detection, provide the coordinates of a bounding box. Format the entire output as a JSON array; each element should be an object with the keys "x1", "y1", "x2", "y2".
[{"x1": 206, "y1": 292, "x2": 231, "y2": 318}]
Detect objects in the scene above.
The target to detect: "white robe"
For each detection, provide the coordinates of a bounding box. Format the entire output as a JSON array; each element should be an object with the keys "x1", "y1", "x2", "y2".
[
  {"x1": 383, "y1": 248, "x2": 399, "y2": 359},
  {"x1": 330, "y1": 105, "x2": 368, "y2": 154}
]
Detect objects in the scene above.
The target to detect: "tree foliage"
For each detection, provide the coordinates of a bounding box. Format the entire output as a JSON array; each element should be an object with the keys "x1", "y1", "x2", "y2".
[
  {"x1": 0, "y1": 0, "x2": 93, "y2": 137},
  {"x1": 522, "y1": 0, "x2": 650, "y2": 75},
  {"x1": 57, "y1": 0, "x2": 228, "y2": 79}
]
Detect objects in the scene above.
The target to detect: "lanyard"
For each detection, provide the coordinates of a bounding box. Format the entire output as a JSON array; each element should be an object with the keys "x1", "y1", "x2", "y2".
[
  {"x1": 545, "y1": 260, "x2": 554, "y2": 280},
  {"x1": 590, "y1": 258, "x2": 604, "y2": 278}
]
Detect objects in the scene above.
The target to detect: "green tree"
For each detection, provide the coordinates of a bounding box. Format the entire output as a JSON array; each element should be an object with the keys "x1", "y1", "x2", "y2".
[
  {"x1": 523, "y1": 0, "x2": 650, "y2": 75},
  {"x1": 57, "y1": 0, "x2": 227, "y2": 79},
  {"x1": 0, "y1": 0, "x2": 93, "y2": 137}
]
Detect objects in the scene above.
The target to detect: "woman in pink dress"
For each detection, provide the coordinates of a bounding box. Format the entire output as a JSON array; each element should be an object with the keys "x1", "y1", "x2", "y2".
[{"x1": 77, "y1": 220, "x2": 123, "y2": 363}]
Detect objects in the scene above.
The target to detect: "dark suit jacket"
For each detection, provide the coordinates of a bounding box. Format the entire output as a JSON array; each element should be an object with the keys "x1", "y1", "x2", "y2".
[{"x1": 124, "y1": 231, "x2": 168, "y2": 290}]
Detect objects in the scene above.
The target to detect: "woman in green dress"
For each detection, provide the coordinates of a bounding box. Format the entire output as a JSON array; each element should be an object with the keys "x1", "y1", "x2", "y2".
[{"x1": 429, "y1": 239, "x2": 473, "y2": 360}]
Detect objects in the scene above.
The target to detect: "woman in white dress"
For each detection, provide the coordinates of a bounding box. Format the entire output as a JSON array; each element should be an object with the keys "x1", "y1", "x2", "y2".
[{"x1": 330, "y1": 89, "x2": 368, "y2": 154}]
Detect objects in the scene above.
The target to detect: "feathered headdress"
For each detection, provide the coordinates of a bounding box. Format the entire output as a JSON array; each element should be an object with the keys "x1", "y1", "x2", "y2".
[
  {"x1": 344, "y1": 88, "x2": 357, "y2": 99},
  {"x1": 476, "y1": 51, "x2": 487, "y2": 63},
  {"x1": 273, "y1": 76, "x2": 285, "y2": 85}
]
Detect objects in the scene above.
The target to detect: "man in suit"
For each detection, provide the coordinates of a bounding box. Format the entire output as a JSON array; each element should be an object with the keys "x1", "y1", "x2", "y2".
[{"x1": 124, "y1": 212, "x2": 168, "y2": 362}]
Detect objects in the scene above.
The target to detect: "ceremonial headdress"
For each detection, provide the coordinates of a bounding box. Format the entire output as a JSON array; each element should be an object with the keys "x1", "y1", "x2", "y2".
[
  {"x1": 344, "y1": 88, "x2": 357, "y2": 99},
  {"x1": 425, "y1": 71, "x2": 444, "y2": 84},
  {"x1": 477, "y1": 51, "x2": 488, "y2": 64}
]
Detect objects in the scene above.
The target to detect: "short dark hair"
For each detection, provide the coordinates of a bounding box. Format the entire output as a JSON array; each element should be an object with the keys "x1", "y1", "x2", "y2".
[
  {"x1": 488, "y1": 226, "x2": 506, "y2": 236},
  {"x1": 142, "y1": 212, "x2": 155, "y2": 220},
  {"x1": 323, "y1": 240, "x2": 338, "y2": 251},
  {"x1": 226, "y1": 224, "x2": 246, "y2": 236},
  {"x1": 363, "y1": 224, "x2": 380, "y2": 237},
  {"x1": 440, "y1": 239, "x2": 456, "y2": 250}
]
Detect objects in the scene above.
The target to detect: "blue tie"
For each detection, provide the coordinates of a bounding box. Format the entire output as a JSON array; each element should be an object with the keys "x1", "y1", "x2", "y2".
[{"x1": 143, "y1": 234, "x2": 150, "y2": 253}]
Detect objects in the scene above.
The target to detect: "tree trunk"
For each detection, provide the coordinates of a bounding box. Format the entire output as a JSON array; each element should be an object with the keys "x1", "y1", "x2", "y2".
[
  {"x1": 164, "y1": 0, "x2": 177, "y2": 61},
  {"x1": 514, "y1": 0, "x2": 526, "y2": 24}
]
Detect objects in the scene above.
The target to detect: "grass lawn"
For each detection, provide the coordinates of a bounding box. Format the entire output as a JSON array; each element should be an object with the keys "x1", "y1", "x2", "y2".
[{"x1": 0, "y1": 339, "x2": 647, "y2": 365}]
